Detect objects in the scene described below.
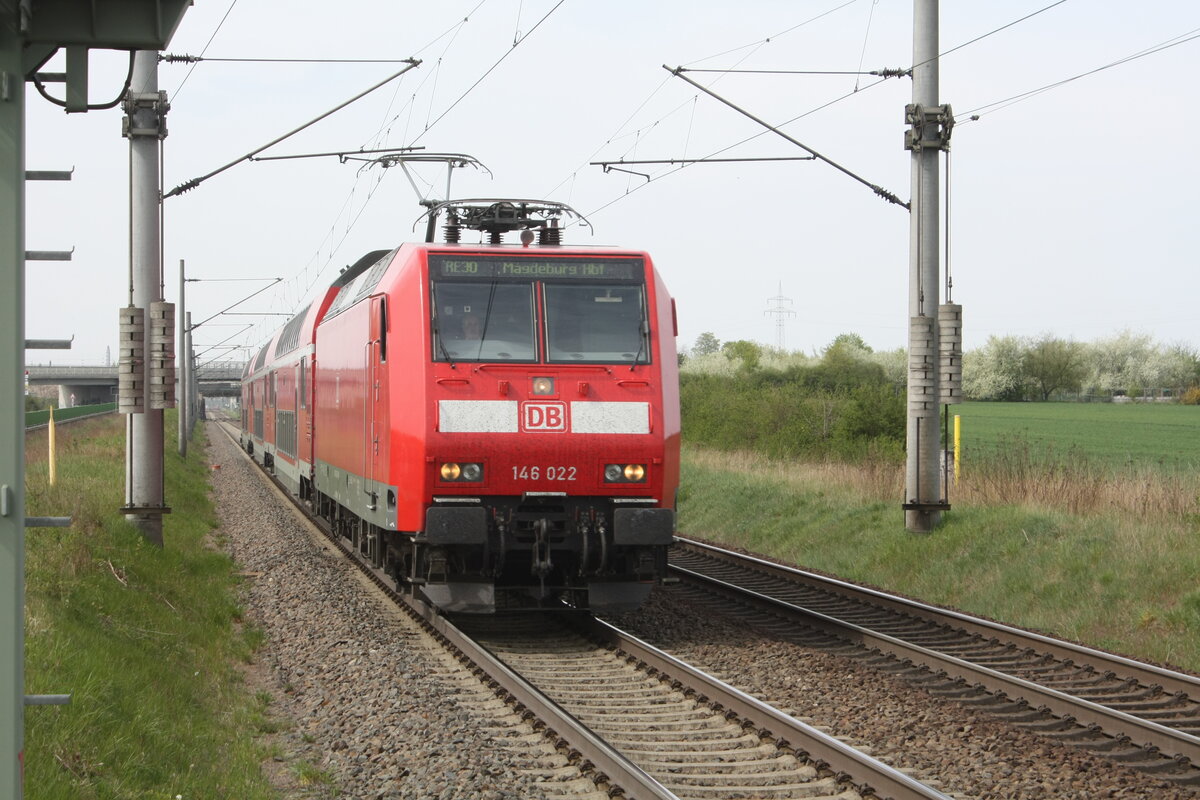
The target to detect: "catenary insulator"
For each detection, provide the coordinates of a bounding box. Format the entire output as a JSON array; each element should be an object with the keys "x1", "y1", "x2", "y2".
[
  {"x1": 118, "y1": 306, "x2": 146, "y2": 414},
  {"x1": 938, "y1": 304, "x2": 963, "y2": 404}
]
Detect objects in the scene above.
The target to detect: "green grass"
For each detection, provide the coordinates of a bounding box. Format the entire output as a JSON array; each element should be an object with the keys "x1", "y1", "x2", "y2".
[
  {"x1": 678, "y1": 445, "x2": 1200, "y2": 673},
  {"x1": 953, "y1": 401, "x2": 1200, "y2": 471},
  {"x1": 25, "y1": 403, "x2": 117, "y2": 428},
  {"x1": 23, "y1": 413, "x2": 280, "y2": 799}
]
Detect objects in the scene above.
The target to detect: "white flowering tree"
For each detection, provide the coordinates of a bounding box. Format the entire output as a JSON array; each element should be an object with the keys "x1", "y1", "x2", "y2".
[{"x1": 962, "y1": 335, "x2": 1029, "y2": 400}]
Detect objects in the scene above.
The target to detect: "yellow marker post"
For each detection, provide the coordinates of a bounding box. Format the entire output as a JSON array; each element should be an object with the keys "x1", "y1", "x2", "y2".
[
  {"x1": 953, "y1": 414, "x2": 961, "y2": 484},
  {"x1": 48, "y1": 406, "x2": 57, "y2": 486}
]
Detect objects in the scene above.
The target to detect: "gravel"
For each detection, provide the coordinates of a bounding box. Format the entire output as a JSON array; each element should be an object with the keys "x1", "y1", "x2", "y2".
[
  {"x1": 608, "y1": 586, "x2": 1199, "y2": 800},
  {"x1": 207, "y1": 422, "x2": 592, "y2": 800}
]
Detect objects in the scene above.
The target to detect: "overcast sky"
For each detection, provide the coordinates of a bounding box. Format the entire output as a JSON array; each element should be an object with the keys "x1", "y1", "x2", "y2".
[{"x1": 23, "y1": 0, "x2": 1200, "y2": 366}]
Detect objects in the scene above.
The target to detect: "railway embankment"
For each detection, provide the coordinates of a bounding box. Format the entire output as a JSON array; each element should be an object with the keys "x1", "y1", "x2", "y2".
[
  {"x1": 677, "y1": 444, "x2": 1200, "y2": 675},
  {"x1": 23, "y1": 415, "x2": 280, "y2": 798}
]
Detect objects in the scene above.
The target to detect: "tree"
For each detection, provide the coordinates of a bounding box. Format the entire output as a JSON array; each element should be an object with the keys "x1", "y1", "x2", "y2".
[
  {"x1": 962, "y1": 335, "x2": 1029, "y2": 401},
  {"x1": 1083, "y1": 331, "x2": 1156, "y2": 396},
  {"x1": 825, "y1": 332, "x2": 873, "y2": 355},
  {"x1": 693, "y1": 331, "x2": 721, "y2": 356},
  {"x1": 1024, "y1": 336, "x2": 1086, "y2": 400},
  {"x1": 721, "y1": 340, "x2": 761, "y2": 371},
  {"x1": 806, "y1": 337, "x2": 885, "y2": 390},
  {"x1": 869, "y1": 347, "x2": 907, "y2": 386}
]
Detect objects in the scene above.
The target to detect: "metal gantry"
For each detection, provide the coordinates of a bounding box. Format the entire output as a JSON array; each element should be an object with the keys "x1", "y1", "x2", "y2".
[
  {"x1": 2, "y1": 3, "x2": 190, "y2": 795},
  {"x1": 1, "y1": 8, "x2": 28, "y2": 794}
]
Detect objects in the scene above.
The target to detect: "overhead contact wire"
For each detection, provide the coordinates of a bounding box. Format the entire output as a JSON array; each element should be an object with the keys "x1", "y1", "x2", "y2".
[
  {"x1": 853, "y1": 0, "x2": 880, "y2": 91},
  {"x1": 961, "y1": 27, "x2": 1200, "y2": 121},
  {"x1": 584, "y1": 2, "x2": 1076, "y2": 222},
  {"x1": 172, "y1": 0, "x2": 240, "y2": 100},
  {"x1": 412, "y1": 0, "x2": 568, "y2": 144}
]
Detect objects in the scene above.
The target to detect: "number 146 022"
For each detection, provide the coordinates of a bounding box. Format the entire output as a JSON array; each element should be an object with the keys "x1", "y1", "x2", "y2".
[{"x1": 512, "y1": 465, "x2": 577, "y2": 481}]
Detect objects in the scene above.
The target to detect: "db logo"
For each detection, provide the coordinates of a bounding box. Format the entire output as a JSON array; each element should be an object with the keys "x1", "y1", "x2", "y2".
[{"x1": 521, "y1": 401, "x2": 567, "y2": 432}]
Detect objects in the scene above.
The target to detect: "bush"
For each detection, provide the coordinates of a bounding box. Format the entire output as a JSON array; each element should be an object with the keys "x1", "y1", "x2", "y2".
[
  {"x1": 1180, "y1": 387, "x2": 1200, "y2": 405},
  {"x1": 680, "y1": 371, "x2": 904, "y2": 463}
]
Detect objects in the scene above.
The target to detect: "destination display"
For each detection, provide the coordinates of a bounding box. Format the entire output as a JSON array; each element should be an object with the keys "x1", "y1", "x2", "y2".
[{"x1": 430, "y1": 254, "x2": 643, "y2": 281}]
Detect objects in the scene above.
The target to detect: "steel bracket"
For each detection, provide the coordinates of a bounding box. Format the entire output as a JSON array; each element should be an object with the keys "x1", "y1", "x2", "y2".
[
  {"x1": 902, "y1": 501, "x2": 951, "y2": 512},
  {"x1": 904, "y1": 103, "x2": 954, "y2": 152},
  {"x1": 121, "y1": 90, "x2": 169, "y2": 139}
]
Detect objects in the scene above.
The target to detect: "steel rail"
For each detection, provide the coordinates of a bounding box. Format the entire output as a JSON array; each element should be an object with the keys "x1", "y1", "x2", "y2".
[
  {"x1": 410, "y1": 608, "x2": 679, "y2": 800},
  {"x1": 677, "y1": 537, "x2": 1200, "y2": 698},
  {"x1": 221, "y1": 422, "x2": 951, "y2": 799},
  {"x1": 581, "y1": 615, "x2": 954, "y2": 800},
  {"x1": 673, "y1": 538, "x2": 1200, "y2": 767}
]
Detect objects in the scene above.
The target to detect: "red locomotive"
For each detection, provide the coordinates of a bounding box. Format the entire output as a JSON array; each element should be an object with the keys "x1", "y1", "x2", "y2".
[{"x1": 241, "y1": 200, "x2": 679, "y2": 612}]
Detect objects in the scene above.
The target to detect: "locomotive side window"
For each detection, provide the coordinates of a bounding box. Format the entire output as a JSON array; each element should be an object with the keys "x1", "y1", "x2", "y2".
[
  {"x1": 431, "y1": 281, "x2": 536, "y2": 362},
  {"x1": 544, "y1": 284, "x2": 649, "y2": 364}
]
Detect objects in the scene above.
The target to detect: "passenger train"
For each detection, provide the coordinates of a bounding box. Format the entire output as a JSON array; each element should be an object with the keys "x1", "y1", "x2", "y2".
[{"x1": 240, "y1": 200, "x2": 680, "y2": 612}]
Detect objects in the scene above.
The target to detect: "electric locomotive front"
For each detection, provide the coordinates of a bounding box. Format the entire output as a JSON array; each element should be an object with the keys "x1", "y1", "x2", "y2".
[
  {"x1": 275, "y1": 200, "x2": 679, "y2": 614},
  {"x1": 415, "y1": 246, "x2": 680, "y2": 611}
]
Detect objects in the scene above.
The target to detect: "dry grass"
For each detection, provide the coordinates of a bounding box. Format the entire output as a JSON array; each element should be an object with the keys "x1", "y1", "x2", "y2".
[
  {"x1": 684, "y1": 446, "x2": 1200, "y2": 524},
  {"x1": 957, "y1": 459, "x2": 1200, "y2": 519}
]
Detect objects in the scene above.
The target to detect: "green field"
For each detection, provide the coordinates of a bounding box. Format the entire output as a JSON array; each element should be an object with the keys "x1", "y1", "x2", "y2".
[{"x1": 952, "y1": 401, "x2": 1200, "y2": 471}]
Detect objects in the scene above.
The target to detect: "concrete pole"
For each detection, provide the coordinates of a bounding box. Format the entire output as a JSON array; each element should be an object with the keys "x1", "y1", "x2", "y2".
[
  {"x1": 124, "y1": 51, "x2": 166, "y2": 546},
  {"x1": 1, "y1": 9, "x2": 27, "y2": 793},
  {"x1": 905, "y1": 0, "x2": 942, "y2": 532},
  {"x1": 177, "y1": 260, "x2": 186, "y2": 457}
]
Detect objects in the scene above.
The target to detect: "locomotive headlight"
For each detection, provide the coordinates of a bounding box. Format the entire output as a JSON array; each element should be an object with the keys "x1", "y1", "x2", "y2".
[
  {"x1": 605, "y1": 463, "x2": 647, "y2": 483},
  {"x1": 440, "y1": 462, "x2": 483, "y2": 482},
  {"x1": 532, "y1": 376, "x2": 555, "y2": 395}
]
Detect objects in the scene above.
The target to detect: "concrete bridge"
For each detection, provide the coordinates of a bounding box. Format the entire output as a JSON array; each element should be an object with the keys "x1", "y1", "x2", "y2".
[{"x1": 26, "y1": 361, "x2": 245, "y2": 406}]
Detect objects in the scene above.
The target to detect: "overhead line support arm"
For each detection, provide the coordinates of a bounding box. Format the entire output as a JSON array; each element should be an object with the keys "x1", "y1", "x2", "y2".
[
  {"x1": 164, "y1": 59, "x2": 421, "y2": 198},
  {"x1": 664, "y1": 65, "x2": 908, "y2": 211}
]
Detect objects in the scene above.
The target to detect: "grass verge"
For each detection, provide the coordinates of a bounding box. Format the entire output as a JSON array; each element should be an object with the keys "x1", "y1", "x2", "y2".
[
  {"x1": 23, "y1": 414, "x2": 280, "y2": 799},
  {"x1": 679, "y1": 445, "x2": 1200, "y2": 673}
]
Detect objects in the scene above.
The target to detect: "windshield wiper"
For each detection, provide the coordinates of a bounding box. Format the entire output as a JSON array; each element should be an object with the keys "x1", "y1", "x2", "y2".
[
  {"x1": 433, "y1": 320, "x2": 456, "y2": 368},
  {"x1": 630, "y1": 320, "x2": 648, "y2": 371}
]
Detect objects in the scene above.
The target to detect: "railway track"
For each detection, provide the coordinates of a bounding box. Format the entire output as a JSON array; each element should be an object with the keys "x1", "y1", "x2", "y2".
[
  {"x1": 454, "y1": 611, "x2": 953, "y2": 800},
  {"x1": 669, "y1": 537, "x2": 1200, "y2": 787},
  {"x1": 219, "y1": 423, "x2": 951, "y2": 799}
]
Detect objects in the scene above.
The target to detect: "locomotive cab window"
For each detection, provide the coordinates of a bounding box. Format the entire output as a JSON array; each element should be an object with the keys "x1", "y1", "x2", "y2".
[
  {"x1": 431, "y1": 281, "x2": 536, "y2": 362},
  {"x1": 428, "y1": 254, "x2": 648, "y2": 365},
  {"x1": 544, "y1": 284, "x2": 648, "y2": 364}
]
